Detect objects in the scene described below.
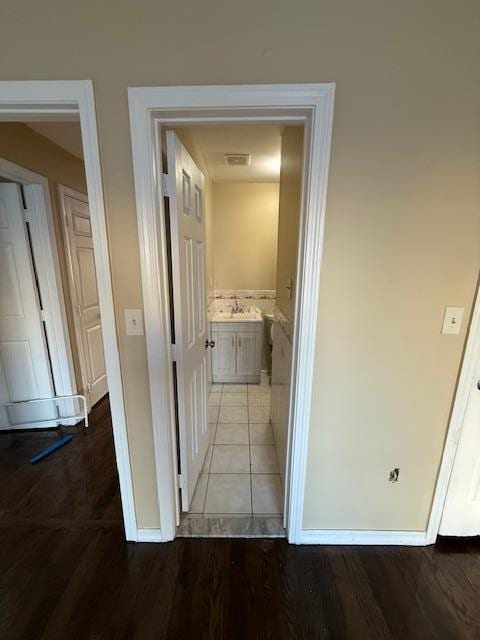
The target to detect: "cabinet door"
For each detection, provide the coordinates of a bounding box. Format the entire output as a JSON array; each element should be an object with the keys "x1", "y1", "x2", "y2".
[
  {"x1": 212, "y1": 331, "x2": 236, "y2": 380},
  {"x1": 236, "y1": 331, "x2": 258, "y2": 377}
]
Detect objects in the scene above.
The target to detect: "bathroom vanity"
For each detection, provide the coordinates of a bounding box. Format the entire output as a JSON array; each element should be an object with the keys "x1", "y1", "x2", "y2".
[{"x1": 210, "y1": 307, "x2": 263, "y2": 383}]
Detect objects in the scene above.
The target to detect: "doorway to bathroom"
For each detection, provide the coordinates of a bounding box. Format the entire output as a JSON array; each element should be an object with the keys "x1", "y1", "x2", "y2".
[
  {"x1": 163, "y1": 124, "x2": 302, "y2": 536},
  {"x1": 128, "y1": 84, "x2": 335, "y2": 543}
]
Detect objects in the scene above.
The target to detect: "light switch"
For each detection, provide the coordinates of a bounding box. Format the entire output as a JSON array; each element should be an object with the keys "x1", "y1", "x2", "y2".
[
  {"x1": 125, "y1": 308, "x2": 144, "y2": 336},
  {"x1": 442, "y1": 306, "x2": 464, "y2": 335}
]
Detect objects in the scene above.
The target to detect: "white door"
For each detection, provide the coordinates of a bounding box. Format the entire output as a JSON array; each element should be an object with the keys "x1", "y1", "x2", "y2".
[
  {"x1": 61, "y1": 189, "x2": 107, "y2": 408},
  {"x1": 440, "y1": 354, "x2": 480, "y2": 536},
  {"x1": 212, "y1": 331, "x2": 236, "y2": 381},
  {"x1": 166, "y1": 131, "x2": 209, "y2": 511},
  {"x1": 0, "y1": 183, "x2": 56, "y2": 429}
]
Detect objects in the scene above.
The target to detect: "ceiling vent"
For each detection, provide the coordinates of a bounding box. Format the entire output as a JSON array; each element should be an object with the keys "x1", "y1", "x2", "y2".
[{"x1": 224, "y1": 153, "x2": 250, "y2": 167}]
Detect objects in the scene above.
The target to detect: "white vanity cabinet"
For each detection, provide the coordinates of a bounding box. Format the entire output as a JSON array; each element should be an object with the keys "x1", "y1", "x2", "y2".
[{"x1": 211, "y1": 319, "x2": 263, "y2": 383}]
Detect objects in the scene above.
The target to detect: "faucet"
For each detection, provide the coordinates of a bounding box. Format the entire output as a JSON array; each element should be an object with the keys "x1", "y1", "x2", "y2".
[{"x1": 232, "y1": 300, "x2": 244, "y2": 314}]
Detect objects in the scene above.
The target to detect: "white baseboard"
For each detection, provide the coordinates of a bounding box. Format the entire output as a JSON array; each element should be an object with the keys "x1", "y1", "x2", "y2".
[
  {"x1": 137, "y1": 528, "x2": 165, "y2": 543},
  {"x1": 298, "y1": 529, "x2": 428, "y2": 546}
]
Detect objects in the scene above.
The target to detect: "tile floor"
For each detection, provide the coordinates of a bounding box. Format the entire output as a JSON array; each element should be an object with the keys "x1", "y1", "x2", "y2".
[{"x1": 188, "y1": 374, "x2": 283, "y2": 518}]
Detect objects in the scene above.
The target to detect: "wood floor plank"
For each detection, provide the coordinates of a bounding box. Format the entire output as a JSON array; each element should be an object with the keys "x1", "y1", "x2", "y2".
[{"x1": 1, "y1": 398, "x2": 480, "y2": 639}]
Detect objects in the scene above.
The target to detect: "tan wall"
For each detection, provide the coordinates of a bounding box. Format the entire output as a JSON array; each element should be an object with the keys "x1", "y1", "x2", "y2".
[
  {"x1": 2, "y1": 1, "x2": 479, "y2": 531},
  {"x1": 275, "y1": 127, "x2": 304, "y2": 322},
  {"x1": 0, "y1": 123, "x2": 87, "y2": 387},
  {"x1": 212, "y1": 182, "x2": 279, "y2": 291}
]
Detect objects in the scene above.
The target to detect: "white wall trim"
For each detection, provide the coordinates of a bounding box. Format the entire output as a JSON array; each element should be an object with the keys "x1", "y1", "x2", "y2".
[
  {"x1": 128, "y1": 84, "x2": 335, "y2": 543},
  {"x1": 137, "y1": 528, "x2": 166, "y2": 543},
  {"x1": 299, "y1": 529, "x2": 428, "y2": 546},
  {"x1": 0, "y1": 158, "x2": 77, "y2": 409},
  {"x1": 0, "y1": 81, "x2": 137, "y2": 541}
]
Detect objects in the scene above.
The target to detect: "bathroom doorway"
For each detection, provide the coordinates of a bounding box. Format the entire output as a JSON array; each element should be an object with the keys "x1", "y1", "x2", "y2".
[
  {"x1": 162, "y1": 125, "x2": 303, "y2": 536},
  {"x1": 128, "y1": 84, "x2": 335, "y2": 543}
]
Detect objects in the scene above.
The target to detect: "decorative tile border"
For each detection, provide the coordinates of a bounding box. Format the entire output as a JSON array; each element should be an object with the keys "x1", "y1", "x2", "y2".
[{"x1": 213, "y1": 289, "x2": 276, "y2": 301}]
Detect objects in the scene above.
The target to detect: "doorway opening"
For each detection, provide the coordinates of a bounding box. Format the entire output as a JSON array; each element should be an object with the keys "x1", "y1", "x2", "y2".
[
  {"x1": 162, "y1": 125, "x2": 303, "y2": 537},
  {"x1": 129, "y1": 84, "x2": 335, "y2": 543},
  {"x1": 0, "y1": 82, "x2": 136, "y2": 540}
]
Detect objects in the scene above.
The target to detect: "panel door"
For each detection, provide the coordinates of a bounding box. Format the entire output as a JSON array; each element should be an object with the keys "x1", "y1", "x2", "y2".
[
  {"x1": 167, "y1": 131, "x2": 209, "y2": 511},
  {"x1": 212, "y1": 331, "x2": 236, "y2": 380},
  {"x1": 236, "y1": 331, "x2": 258, "y2": 377},
  {"x1": 440, "y1": 353, "x2": 480, "y2": 535},
  {"x1": 0, "y1": 183, "x2": 56, "y2": 428},
  {"x1": 62, "y1": 191, "x2": 107, "y2": 407}
]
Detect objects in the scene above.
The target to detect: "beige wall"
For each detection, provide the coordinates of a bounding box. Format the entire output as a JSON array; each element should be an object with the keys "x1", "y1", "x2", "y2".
[
  {"x1": 275, "y1": 127, "x2": 304, "y2": 322},
  {"x1": 212, "y1": 182, "x2": 279, "y2": 291},
  {"x1": 2, "y1": 1, "x2": 479, "y2": 531},
  {"x1": 0, "y1": 123, "x2": 87, "y2": 387}
]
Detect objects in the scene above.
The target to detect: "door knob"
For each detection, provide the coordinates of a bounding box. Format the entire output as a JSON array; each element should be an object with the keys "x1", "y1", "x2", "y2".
[
  {"x1": 477, "y1": 380, "x2": 480, "y2": 391},
  {"x1": 205, "y1": 339, "x2": 215, "y2": 349}
]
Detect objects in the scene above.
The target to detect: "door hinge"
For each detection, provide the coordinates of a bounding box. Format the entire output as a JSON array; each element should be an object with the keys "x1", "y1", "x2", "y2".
[
  {"x1": 170, "y1": 344, "x2": 177, "y2": 361},
  {"x1": 23, "y1": 208, "x2": 32, "y2": 223},
  {"x1": 178, "y1": 473, "x2": 185, "y2": 490},
  {"x1": 161, "y1": 173, "x2": 173, "y2": 198},
  {"x1": 40, "y1": 309, "x2": 47, "y2": 322}
]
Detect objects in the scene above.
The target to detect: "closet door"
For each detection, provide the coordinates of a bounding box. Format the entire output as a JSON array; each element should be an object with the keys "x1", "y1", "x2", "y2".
[{"x1": 0, "y1": 183, "x2": 56, "y2": 429}]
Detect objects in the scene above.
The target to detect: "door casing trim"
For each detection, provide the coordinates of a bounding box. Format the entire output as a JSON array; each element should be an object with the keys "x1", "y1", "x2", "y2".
[
  {"x1": 128, "y1": 83, "x2": 335, "y2": 543},
  {"x1": 0, "y1": 80, "x2": 137, "y2": 540}
]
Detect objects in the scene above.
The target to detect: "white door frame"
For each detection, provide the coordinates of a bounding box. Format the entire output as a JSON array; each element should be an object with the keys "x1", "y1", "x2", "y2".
[
  {"x1": 425, "y1": 283, "x2": 480, "y2": 543},
  {"x1": 0, "y1": 81, "x2": 137, "y2": 540},
  {"x1": 0, "y1": 157, "x2": 77, "y2": 416},
  {"x1": 128, "y1": 84, "x2": 335, "y2": 543},
  {"x1": 57, "y1": 184, "x2": 96, "y2": 409}
]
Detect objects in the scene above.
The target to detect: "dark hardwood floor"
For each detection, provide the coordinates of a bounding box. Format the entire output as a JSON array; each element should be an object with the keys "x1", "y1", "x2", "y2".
[{"x1": 1, "y1": 397, "x2": 480, "y2": 639}]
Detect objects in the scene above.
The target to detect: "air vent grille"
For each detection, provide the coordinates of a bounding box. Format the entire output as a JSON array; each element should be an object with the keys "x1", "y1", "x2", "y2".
[{"x1": 224, "y1": 153, "x2": 251, "y2": 166}]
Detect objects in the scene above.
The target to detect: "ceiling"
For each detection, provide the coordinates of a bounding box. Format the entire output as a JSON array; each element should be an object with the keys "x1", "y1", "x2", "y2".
[
  {"x1": 25, "y1": 122, "x2": 84, "y2": 159},
  {"x1": 187, "y1": 125, "x2": 282, "y2": 182}
]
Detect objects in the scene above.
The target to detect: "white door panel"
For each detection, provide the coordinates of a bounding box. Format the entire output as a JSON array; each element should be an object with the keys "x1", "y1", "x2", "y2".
[
  {"x1": 440, "y1": 354, "x2": 480, "y2": 536},
  {"x1": 0, "y1": 183, "x2": 55, "y2": 428},
  {"x1": 62, "y1": 190, "x2": 107, "y2": 408},
  {"x1": 167, "y1": 131, "x2": 209, "y2": 511}
]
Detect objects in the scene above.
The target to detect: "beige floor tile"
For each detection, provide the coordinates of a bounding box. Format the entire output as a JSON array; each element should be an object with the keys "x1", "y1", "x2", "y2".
[
  {"x1": 209, "y1": 422, "x2": 217, "y2": 443},
  {"x1": 222, "y1": 384, "x2": 248, "y2": 393},
  {"x1": 210, "y1": 444, "x2": 250, "y2": 473},
  {"x1": 248, "y1": 393, "x2": 271, "y2": 406},
  {"x1": 208, "y1": 393, "x2": 222, "y2": 406},
  {"x1": 221, "y1": 393, "x2": 248, "y2": 406},
  {"x1": 249, "y1": 422, "x2": 274, "y2": 445},
  {"x1": 189, "y1": 474, "x2": 208, "y2": 513},
  {"x1": 219, "y1": 405, "x2": 248, "y2": 423},
  {"x1": 250, "y1": 445, "x2": 279, "y2": 473},
  {"x1": 208, "y1": 405, "x2": 220, "y2": 423},
  {"x1": 215, "y1": 422, "x2": 249, "y2": 445},
  {"x1": 204, "y1": 474, "x2": 251, "y2": 514},
  {"x1": 248, "y1": 405, "x2": 271, "y2": 423},
  {"x1": 201, "y1": 445, "x2": 213, "y2": 473},
  {"x1": 252, "y1": 474, "x2": 283, "y2": 514}
]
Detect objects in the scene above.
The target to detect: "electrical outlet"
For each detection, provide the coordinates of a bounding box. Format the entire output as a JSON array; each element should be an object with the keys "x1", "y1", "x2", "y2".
[{"x1": 389, "y1": 468, "x2": 400, "y2": 482}]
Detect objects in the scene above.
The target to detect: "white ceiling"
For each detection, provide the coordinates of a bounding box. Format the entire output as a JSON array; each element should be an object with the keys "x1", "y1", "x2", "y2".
[
  {"x1": 25, "y1": 122, "x2": 84, "y2": 159},
  {"x1": 187, "y1": 125, "x2": 282, "y2": 182}
]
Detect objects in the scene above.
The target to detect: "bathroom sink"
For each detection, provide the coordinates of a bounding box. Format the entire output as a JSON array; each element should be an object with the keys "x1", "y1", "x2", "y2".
[{"x1": 211, "y1": 310, "x2": 262, "y2": 322}]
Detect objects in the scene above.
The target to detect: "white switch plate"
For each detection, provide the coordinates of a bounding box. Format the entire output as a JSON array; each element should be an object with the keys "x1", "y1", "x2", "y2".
[
  {"x1": 442, "y1": 306, "x2": 464, "y2": 335},
  {"x1": 125, "y1": 308, "x2": 144, "y2": 336}
]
